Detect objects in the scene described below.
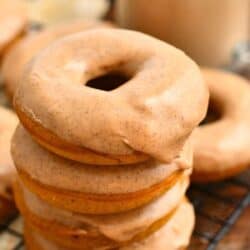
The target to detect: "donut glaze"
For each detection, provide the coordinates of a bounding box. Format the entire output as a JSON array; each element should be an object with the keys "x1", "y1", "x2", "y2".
[
  {"x1": 24, "y1": 199, "x2": 194, "y2": 250},
  {"x1": 12, "y1": 125, "x2": 192, "y2": 214},
  {"x1": 14, "y1": 177, "x2": 189, "y2": 248},
  {"x1": 2, "y1": 20, "x2": 113, "y2": 99},
  {"x1": 192, "y1": 68, "x2": 250, "y2": 182},
  {"x1": 14, "y1": 29, "x2": 208, "y2": 164},
  {"x1": 120, "y1": 199, "x2": 194, "y2": 250},
  {"x1": 0, "y1": 107, "x2": 18, "y2": 200},
  {"x1": 0, "y1": 0, "x2": 27, "y2": 55}
]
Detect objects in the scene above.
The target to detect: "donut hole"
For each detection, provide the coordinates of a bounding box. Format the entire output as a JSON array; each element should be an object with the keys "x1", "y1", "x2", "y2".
[
  {"x1": 86, "y1": 73, "x2": 129, "y2": 91},
  {"x1": 200, "y1": 99, "x2": 222, "y2": 125}
]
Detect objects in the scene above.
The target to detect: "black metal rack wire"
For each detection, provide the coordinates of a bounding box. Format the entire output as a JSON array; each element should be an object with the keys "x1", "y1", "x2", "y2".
[
  {"x1": 0, "y1": 216, "x2": 23, "y2": 250},
  {"x1": 188, "y1": 170, "x2": 250, "y2": 250}
]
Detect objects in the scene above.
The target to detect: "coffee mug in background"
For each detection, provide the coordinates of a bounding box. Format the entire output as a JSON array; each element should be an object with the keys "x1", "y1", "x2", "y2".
[{"x1": 115, "y1": 0, "x2": 249, "y2": 68}]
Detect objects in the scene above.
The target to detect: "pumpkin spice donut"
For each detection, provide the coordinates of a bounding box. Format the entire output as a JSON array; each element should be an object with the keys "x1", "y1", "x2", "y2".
[
  {"x1": 12, "y1": 125, "x2": 192, "y2": 214},
  {"x1": 0, "y1": 0, "x2": 27, "y2": 59},
  {"x1": 192, "y1": 68, "x2": 250, "y2": 182},
  {"x1": 0, "y1": 107, "x2": 18, "y2": 201},
  {"x1": 2, "y1": 19, "x2": 113, "y2": 99},
  {"x1": 23, "y1": 198, "x2": 194, "y2": 250},
  {"x1": 14, "y1": 176, "x2": 190, "y2": 249},
  {"x1": 14, "y1": 29, "x2": 208, "y2": 165}
]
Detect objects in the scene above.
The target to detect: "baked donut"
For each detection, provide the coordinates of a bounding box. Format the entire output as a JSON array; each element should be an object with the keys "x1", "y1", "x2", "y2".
[
  {"x1": 0, "y1": 107, "x2": 18, "y2": 201},
  {"x1": 23, "y1": 198, "x2": 194, "y2": 250},
  {"x1": 14, "y1": 29, "x2": 208, "y2": 165},
  {"x1": 2, "y1": 20, "x2": 113, "y2": 99},
  {"x1": 0, "y1": 0, "x2": 27, "y2": 57},
  {"x1": 12, "y1": 125, "x2": 192, "y2": 214},
  {"x1": 120, "y1": 199, "x2": 194, "y2": 250},
  {"x1": 192, "y1": 68, "x2": 250, "y2": 182},
  {"x1": 14, "y1": 176, "x2": 189, "y2": 249}
]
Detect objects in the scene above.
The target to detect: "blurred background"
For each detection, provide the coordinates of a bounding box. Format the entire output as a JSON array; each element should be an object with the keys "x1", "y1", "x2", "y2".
[
  {"x1": 22, "y1": 0, "x2": 250, "y2": 78},
  {"x1": 0, "y1": 1, "x2": 249, "y2": 250}
]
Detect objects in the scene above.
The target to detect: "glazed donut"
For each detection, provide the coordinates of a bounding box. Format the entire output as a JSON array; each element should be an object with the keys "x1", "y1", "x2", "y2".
[
  {"x1": 0, "y1": 0, "x2": 27, "y2": 56},
  {"x1": 14, "y1": 177, "x2": 189, "y2": 249},
  {"x1": 120, "y1": 199, "x2": 194, "y2": 250},
  {"x1": 24, "y1": 198, "x2": 194, "y2": 250},
  {"x1": 0, "y1": 107, "x2": 18, "y2": 201},
  {"x1": 14, "y1": 29, "x2": 208, "y2": 165},
  {"x1": 2, "y1": 20, "x2": 113, "y2": 99},
  {"x1": 12, "y1": 125, "x2": 192, "y2": 214},
  {"x1": 192, "y1": 68, "x2": 250, "y2": 182}
]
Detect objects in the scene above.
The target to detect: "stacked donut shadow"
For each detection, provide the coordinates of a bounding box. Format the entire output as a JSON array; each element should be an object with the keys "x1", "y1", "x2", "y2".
[{"x1": 11, "y1": 29, "x2": 208, "y2": 249}]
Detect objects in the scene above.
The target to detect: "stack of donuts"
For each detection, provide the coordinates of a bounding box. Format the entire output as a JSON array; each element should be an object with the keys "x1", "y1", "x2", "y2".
[
  {"x1": 1, "y1": 2, "x2": 250, "y2": 250},
  {"x1": 11, "y1": 29, "x2": 208, "y2": 249}
]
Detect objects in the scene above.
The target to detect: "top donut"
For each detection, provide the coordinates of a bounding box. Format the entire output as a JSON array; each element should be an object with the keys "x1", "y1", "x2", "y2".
[{"x1": 14, "y1": 29, "x2": 209, "y2": 164}]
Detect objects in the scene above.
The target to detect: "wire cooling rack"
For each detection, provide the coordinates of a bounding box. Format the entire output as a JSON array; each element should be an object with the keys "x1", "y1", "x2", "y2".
[
  {"x1": 188, "y1": 170, "x2": 250, "y2": 250},
  {"x1": 0, "y1": 169, "x2": 249, "y2": 250}
]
